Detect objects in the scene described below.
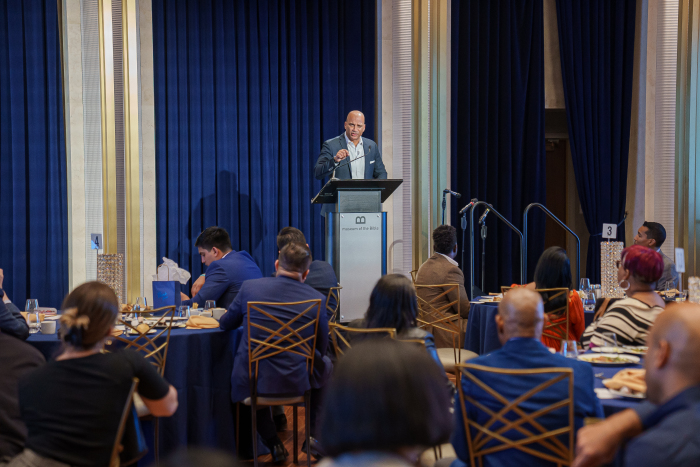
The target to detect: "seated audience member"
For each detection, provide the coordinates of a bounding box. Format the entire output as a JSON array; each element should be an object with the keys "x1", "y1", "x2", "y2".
[
  {"x1": 350, "y1": 274, "x2": 443, "y2": 369},
  {"x1": 219, "y1": 243, "x2": 331, "y2": 463},
  {"x1": 181, "y1": 226, "x2": 263, "y2": 309},
  {"x1": 415, "y1": 225, "x2": 470, "y2": 347},
  {"x1": 8, "y1": 282, "x2": 178, "y2": 467},
  {"x1": 0, "y1": 332, "x2": 44, "y2": 462},
  {"x1": 154, "y1": 447, "x2": 239, "y2": 467},
  {"x1": 573, "y1": 303, "x2": 700, "y2": 467},
  {"x1": 276, "y1": 227, "x2": 338, "y2": 318},
  {"x1": 581, "y1": 245, "x2": 665, "y2": 349},
  {"x1": 318, "y1": 339, "x2": 452, "y2": 467},
  {"x1": 0, "y1": 269, "x2": 29, "y2": 340},
  {"x1": 633, "y1": 221, "x2": 679, "y2": 291},
  {"x1": 444, "y1": 288, "x2": 603, "y2": 467},
  {"x1": 512, "y1": 247, "x2": 584, "y2": 351}
]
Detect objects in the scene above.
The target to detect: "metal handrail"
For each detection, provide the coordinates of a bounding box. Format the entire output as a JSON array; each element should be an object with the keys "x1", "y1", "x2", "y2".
[
  {"x1": 522, "y1": 203, "x2": 580, "y2": 286},
  {"x1": 470, "y1": 201, "x2": 524, "y2": 298}
]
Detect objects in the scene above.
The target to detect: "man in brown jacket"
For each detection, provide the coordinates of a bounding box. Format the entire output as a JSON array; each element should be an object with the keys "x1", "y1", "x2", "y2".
[{"x1": 415, "y1": 225, "x2": 470, "y2": 348}]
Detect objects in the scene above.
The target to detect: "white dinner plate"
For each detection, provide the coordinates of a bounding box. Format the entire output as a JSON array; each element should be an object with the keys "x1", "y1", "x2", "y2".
[
  {"x1": 591, "y1": 346, "x2": 647, "y2": 355},
  {"x1": 601, "y1": 380, "x2": 646, "y2": 399},
  {"x1": 578, "y1": 353, "x2": 640, "y2": 366}
]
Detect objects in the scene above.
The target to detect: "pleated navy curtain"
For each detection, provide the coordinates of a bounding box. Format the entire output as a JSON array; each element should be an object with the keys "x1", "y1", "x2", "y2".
[
  {"x1": 556, "y1": 0, "x2": 635, "y2": 283},
  {"x1": 153, "y1": 0, "x2": 375, "y2": 280},
  {"x1": 450, "y1": 0, "x2": 546, "y2": 294},
  {"x1": 0, "y1": 0, "x2": 68, "y2": 307}
]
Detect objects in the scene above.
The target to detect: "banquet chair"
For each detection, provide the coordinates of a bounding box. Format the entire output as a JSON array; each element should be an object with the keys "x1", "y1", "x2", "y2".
[
  {"x1": 500, "y1": 286, "x2": 513, "y2": 294},
  {"x1": 455, "y1": 363, "x2": 575, "y2": 467},
  {"x1": 414, "y1": 284, "x2": 475, "y2": 372},
  {"x1": 108, "y1": 305, "x2": 176, "y2": 463},
  {"x1": 410, "y1": 269, "x2": 418, "y2": 285},
  {"x1": 326, "y1": 285, "x2": 342, "y2": 323},
  {"x1": 328, "y1": 323, "x2": 396, "y2": 358},
  {"x1": 110, "y1": 378, "x2": 139, "y2": 467},
  {"x1": 241, "y1": 299, "x2": 322, "y2": 467},
  {"x1": 536, "y1": 288, "x2": 570, "y2": 344}
]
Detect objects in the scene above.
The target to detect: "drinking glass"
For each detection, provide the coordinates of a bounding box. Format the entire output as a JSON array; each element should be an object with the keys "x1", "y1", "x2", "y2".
[
  {"x1": 134, "y1": 297, "x2": 148, "y2": 311},
  {"x1": 601, "y1": 332, "x2": 619, "y2": 353},
  {"x1": 579, "y1": 278, "x2": 591, "y2": 292},
  {"x1": 204, "y1": 300, "x2": 216, "y2": 311},
  {"x1": 178, "y1": 305, "x2": 190, "y2": 319},
  {"x1": 561, "y1": 340, "x2": 579, "y2": 358},
  {"x1": 676, "y1": 290, "x2": 688, "y2": 302},
  {"x1": 25, "y1": 299, "x2": 39, "y2": 332},
  {"x1": 665, "y1": 282, "x2": 676, "y2": 301},
  {"x1": 583, "y1": 291, "x2": 596, "y2": 313}
]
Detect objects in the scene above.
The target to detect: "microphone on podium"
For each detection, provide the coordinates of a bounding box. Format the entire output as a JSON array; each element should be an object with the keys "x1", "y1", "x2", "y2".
[{"x1": 443, "y1": 189, "x2": 461, "y2": 198}]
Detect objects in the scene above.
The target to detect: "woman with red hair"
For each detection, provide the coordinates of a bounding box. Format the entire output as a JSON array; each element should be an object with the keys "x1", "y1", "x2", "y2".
[{"x1": 581, "y1": 245, "x2": 666, "y2": 349}]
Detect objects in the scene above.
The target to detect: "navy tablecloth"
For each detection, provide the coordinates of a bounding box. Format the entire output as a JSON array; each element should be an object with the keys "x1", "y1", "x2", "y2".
[
  {"x1": 27, "y1": 326, "x2": 244, "y2": 464},
  {"x1": 464, "y1": 301, "x2": 501, "y2": 355}
]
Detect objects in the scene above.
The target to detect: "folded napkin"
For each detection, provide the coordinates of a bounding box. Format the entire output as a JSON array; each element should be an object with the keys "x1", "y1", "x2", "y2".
[
  {"x1": 186, "y1": 315, "x2": 219, "y2": 329},
  {"x1": 603, "y1": 369, "x2": 646, "y2": 394}
]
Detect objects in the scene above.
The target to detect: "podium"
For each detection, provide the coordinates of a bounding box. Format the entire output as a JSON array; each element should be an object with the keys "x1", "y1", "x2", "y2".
[{"x1": 312, "y1": 179, "x2": 402, "y2": 322}]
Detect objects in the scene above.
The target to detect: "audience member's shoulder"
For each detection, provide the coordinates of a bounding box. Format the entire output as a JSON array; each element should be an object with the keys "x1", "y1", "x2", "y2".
[
  {"x1": 0, "y1": 332, "x2": 44, "y2": 364},
  {"x1": 310, "y1": 260, "x2": 334, "y2": 272}
]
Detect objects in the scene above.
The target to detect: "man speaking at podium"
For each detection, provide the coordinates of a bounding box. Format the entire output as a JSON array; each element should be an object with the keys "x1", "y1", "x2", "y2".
[{"x1": 314, "y1": 111, "x2": 387, "y2": 216}]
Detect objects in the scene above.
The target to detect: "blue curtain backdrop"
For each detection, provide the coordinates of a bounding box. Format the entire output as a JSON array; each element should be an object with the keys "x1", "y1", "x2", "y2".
[
  {"x1": 153, "y1": 0, "x2": 375, "y2": 281},
  {"x1": 450, "y1": 0, "x2": 546, "y2": 294},
  {"x1": 0, "y1": 0, "x2": 68, "y2": 307},
  {"x1": 556, "y1": 0, "x2": 635, "y2": 283}
]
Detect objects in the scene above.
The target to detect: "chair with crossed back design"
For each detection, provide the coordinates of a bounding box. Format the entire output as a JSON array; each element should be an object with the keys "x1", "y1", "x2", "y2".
[
  {"x1": 455, "y1": 363, "x2": 575, "y2": 466},
  {"x1": 414, "y1": 284, "x2": 475, "y2": 371},
  {"x1": 242, "y1": 299, "x2": 322, "y2": 467},
  {"x1": 326, "y1": 285, "x2": 342, "y2": 323},
  {"x1": 107, "y1": 305, "x2": 175, "y2": 463},
  {"x1": 110, "y1": 378, "x2": 139, "y2": 467},
  {"x1": 536, "y1": 288, "x2": 571, "y2": 344},
  {"x1": 410, "y1": 269, "x2": 418, "y2": 285},
  {"x1": 328, "y1": 323, "x2": 396, "y2": 358}
]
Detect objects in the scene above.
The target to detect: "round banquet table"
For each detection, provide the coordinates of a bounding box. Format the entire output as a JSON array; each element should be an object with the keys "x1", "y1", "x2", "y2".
[
  {"x1": 27, "y1": 325, "x2": 244, "y2": 464},
  {"x1": 464, "y1": 301, "x2": 501, "y2": 355}
]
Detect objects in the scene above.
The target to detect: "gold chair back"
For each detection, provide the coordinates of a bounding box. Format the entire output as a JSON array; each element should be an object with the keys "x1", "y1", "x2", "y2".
[
  {"x1": 110, "y1": 377, "x2": 139, "y2": 467},
  {"x1": 501, "y1": 286, "x2": 513, "y2": 294},
  {"x1": 328, "y1": 323, "x2": 396, "y2": 358},
  {"x1": 455, "y1": 363, "x2": 574, "y2": 466},
  {"x1": 414, "y1": 283, "x2": 463, "y2": 363},
  {"x1": 536, "y1": 288, "x2": 570, "y2": 343},
  {"x1": 410, "y1": 269, "x2": 418, "y2": 285},
  {"x1": 246, "y1": 299, "x2": 322, "y2": 387},
  {"x1": 111, "y1": 306, "x2": 176, "y2": 376},
  {"x1": 326, "y1": 286, "x2": 342, "y2": 322}
]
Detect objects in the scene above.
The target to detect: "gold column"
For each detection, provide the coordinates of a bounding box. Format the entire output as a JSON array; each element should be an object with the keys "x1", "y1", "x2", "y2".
[
  {"x1": 122, "y1": 0, "x2": 141, "y2": 303},
  {"x1": 98, "y1": 0, "x2": 118, "y2": 253},
  {"x1": 675, "y1": 0, "x2": 700, "y2": 281}
]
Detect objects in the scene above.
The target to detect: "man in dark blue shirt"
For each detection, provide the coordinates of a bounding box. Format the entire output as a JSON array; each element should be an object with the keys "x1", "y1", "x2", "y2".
[
  {"x1": 0, "y1": 269, "x2": 29, "y2": 340},
  {"x1": 573, "y1": 303, "x2": 700, "y2": 467},
  {"x1": 180, "y1": 227, "x2": 262, "y2": 310}
]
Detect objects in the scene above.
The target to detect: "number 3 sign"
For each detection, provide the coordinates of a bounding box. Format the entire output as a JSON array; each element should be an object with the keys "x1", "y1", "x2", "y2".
[{"x1": 602, "y1": 223, "x2": 617, "y2": 239}]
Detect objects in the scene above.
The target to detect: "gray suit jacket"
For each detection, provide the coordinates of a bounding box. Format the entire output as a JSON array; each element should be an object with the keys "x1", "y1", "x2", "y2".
[
  {"x1": 314, "y1": 134, "x2": 388, "y2": 216},
  {"x1": 656, "y1": 250, "x2": 679, "y2": 291}
]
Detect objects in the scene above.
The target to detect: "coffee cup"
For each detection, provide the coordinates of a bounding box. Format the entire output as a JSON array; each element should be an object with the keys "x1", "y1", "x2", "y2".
[
  {"x1": 40, "y1": 320, "x2": 57, "y2": 334},
  {"x1": 200, "y1": 310, "x2": 212, "y2": 318},
  {"x1": 212, "y1": 308, "x2": 226, "y2": 320},
  {"x1": 190, "y1": 309, "x2": 201, "y2": 316}
]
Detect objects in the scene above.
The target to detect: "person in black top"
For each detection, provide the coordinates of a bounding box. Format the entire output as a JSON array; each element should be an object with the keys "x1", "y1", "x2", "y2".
[
  {"x1": 0, "y1": 269, "x2": 29, "y2": 340},
  {"x1": 8, "y1": 282, "x2": 178, "y2": 467},
  {"x1": 0, "y1": 332, "x2": 45, "y2": 461}
]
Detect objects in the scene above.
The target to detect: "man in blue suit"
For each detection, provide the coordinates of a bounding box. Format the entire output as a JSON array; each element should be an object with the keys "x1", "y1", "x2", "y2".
[
  {"x1": 314, "y1": 111, "x2": 388, "y2": 217},
  {"x1": 180, "y1": 227, "x2": 262, "y2": 310},
  {"x1": 220, "y1": 242, "x2": 331, "y2": 463},
  {"x1": 446, "y1": 288, "x2": 603, "y2": 467}
]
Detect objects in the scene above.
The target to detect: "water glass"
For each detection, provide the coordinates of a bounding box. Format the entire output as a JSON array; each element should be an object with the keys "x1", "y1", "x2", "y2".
[
  {"x1": 676, "y1": 290, "x2": 688, "y2": 302},
  {"x1": 579, "y1": 278, "x2": 591, "y2": 292},
  {"x1": 178, "y1": 305, "x2": 190, "y2": 319},
  {"x1": 25, "y1": 299, "x2": 40, "y2": 332},
  {"x1": 134, "y1": 296, "x2": 148, "y2": 311},
  {"x1": 601, "y1": 332, "x2": 619, "y2": 353},
  {"x1": 561, "y1": 340, "x2": 579, "y2": 358},
  {"x1": 665, "y1": 283, "x2": 676, "y2": 300},
  {"x1": 583, "y1": 291, "x2": 596, "y2": 312},
  {"x1": 204, "y1": 300, "x2": 216, "y2": 311}
]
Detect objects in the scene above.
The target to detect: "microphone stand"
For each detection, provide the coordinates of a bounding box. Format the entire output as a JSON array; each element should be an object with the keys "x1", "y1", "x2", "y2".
[
  {"x1": 442, "y1": 192, "x2": 447, "y2": 225},
  {"x1": 459, "y1": 199, "x2": 478, "y2": 283},
  {"x1": 481, "y1": 220, "x2": 487, "y2": 293}
]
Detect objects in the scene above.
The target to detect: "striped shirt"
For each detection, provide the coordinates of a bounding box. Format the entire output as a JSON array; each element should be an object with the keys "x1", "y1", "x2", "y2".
[{"x1": 581, "y1": 297, "x2": 663, "y2": 349}]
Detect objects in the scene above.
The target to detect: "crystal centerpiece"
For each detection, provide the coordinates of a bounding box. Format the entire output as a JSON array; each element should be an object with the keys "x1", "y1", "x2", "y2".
[
  {"x1": 601, "y1": 241, "x2": 624, "y2": 298},
  {"x1": 688, "y1": 276, "x2": 700, "y2": 303},
  {"x1": 97, "y1": 253, "x2": 125, "y2": 304}
]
